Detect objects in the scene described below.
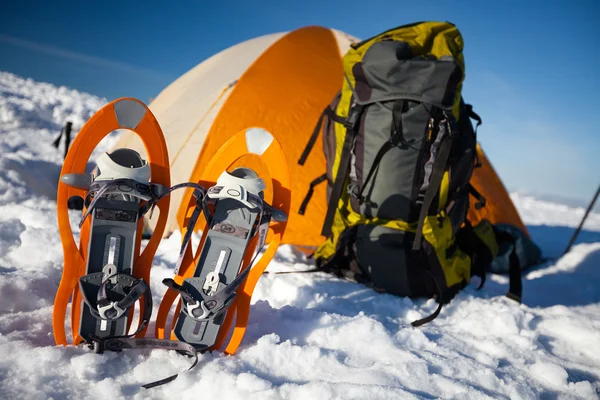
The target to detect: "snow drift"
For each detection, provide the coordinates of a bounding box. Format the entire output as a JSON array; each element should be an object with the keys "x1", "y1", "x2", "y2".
[{"x1": 1, "y1": 71, "x2": 599, "y2": 399}]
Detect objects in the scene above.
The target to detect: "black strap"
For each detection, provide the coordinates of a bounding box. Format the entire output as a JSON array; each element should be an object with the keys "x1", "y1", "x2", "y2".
[
  {"x1": 79, "y1": 273, "x2": 153, "y2": 338},
  {"x1": 97, "y1": 275, "x2": 152, "y2": 322},
  {"x1": 468, "y1": 184, "x2": 486, "y2": 210},
  {"x1": 139, "y1": 182, "x2": 208, "y2": 220},
  {"x1": 162, "y1": 256, "x2": 253, "y2": 321},
  {"x1": 298, "y1": 107, "x2": 327, "y2": 166},
  {"x1": 263, "y1": 267, "x2": 322, "y2": 275},
  {"x1": 298, "y1": 173, "x2": 328, "y2": 215},
  {"x1": 321, "y1": 106, "x2": 363, "y2": 237},
  {"x1": 493, "y1": 228, "x2": 523, "y2": 302},
  {"x1": 455, "y1": 220, "x2": 488, "y2": 290},
  {"x1": 357, "y1": 141, "x2": 392, "y2": 205},
  {"x1": 80, "y1": 178, "x2": 161, "y2": 227},
  {"x1": 298, "y1": 107, "x2": 345, "y2": 165},
  {"x1": 411, "y1": 270, "x2": 444, "y2": 327},
  {"x1": 506, "y1": 248, "x2": 522, "y2": 303},
  {"x1": 465, "y1": 104, "x2": 482, "y2": 133},
  {"x1": 90, "y1": 335, "x2": 198, "y2": 389},
  {"x1": 412, "y1": 119, "x2": 454, "y2": 251}
]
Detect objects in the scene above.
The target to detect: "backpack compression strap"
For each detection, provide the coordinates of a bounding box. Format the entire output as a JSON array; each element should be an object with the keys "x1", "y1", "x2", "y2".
[{"x1": 412, "y1": 116, "x2": 455, "y2": 250}]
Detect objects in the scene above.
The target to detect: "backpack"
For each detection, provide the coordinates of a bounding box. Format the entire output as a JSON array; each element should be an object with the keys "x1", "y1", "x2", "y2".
[{"x1": 297, "y1": 21, "x2": 531, "y2": 325}]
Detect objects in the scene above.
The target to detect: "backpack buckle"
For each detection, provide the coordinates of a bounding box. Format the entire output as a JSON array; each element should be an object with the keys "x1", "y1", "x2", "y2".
[{"x1": 344, "y1": 106, "x2": 363, "y2": 130}]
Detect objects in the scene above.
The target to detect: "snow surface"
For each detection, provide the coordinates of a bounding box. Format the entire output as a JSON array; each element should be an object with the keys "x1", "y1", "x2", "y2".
[{"x1": 1, "y1": 71, "x2": 599, "y2": 399}]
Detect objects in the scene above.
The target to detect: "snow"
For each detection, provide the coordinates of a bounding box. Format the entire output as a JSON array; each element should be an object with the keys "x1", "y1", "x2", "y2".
[{"x1": 1, "y1": 70, "x2": 599, "y2": 399}]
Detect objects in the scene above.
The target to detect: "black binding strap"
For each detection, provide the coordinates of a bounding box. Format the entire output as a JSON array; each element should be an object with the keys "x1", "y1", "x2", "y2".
[
  {"x1": 79, "y1": 273, "x2": 152, "y2": 334},
  {"x1": 321, "y1": 105, "x2": 363, "y2": 237},
  {"x1": 90, "y1": 335, "x2": 198, "y2": 389},
  {"x1": 412, "y1": 119, "x2": 455, "y2": 251},
  {"x1": 162, "y1": 254, "x2": 253, "y2": 322},
  {"x1": 81, "y1": 274, "x2": 198, "y2": 389},
  {"x1": 138, "y1": 182, "x2": 208, "y2": 220},
  {"x1": 298, "y1": 173, "x2": 328, "y2": 215}
]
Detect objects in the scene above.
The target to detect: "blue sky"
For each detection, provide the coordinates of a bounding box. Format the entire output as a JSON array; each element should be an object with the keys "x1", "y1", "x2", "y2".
[{"x1": 1, "y1": 0, "x2": 598, "y2": 202}]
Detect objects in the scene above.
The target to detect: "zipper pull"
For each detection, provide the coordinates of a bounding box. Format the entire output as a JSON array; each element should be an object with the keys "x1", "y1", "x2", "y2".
[{"x1": 427, "y1": 117, "x2": 434, "y2": 140}]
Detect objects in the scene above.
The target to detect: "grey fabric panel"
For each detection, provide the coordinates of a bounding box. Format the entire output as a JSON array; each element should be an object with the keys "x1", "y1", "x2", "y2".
[
  {"x1": 357, "y1": 40, "x2": 462, "y2": 110},
  {"x1": 359, "y1": 102, "x2": 430, "y2": 221},
  {"x1": 114, "y1": 99, "x2": 146, "y2": 129},
  {"x1": 354, "y1": 225, "x2": 413, "y2": 296},
  {"x1": 79, "y1": 199, "x2": 139, "y2": 340},
  {"x1": 174, "y1": 198, "x2": 258, "y2": 350}
]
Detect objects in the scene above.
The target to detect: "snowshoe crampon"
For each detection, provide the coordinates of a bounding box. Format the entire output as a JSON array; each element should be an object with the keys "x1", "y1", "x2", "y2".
[{"x1": 156, "y1": 127, "x2": 291, "y2": 355}]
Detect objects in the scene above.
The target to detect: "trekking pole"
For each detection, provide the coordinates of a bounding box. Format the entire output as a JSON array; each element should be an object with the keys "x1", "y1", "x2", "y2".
[
  {"x1": 52, "y1": 121, "x2": 73, "y2": 159},
  {"x1": 562, "y1": 183, "x2": 600, "y2": 256}
]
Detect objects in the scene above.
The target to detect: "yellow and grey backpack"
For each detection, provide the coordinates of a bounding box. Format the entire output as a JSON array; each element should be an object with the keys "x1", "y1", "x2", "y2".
[{"x1": 298, "y1": 21, "x2": 527, "y2": 325}]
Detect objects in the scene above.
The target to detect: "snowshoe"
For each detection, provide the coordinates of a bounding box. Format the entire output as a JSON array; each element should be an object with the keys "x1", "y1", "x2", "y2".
[
  {"x1": 53, "y1": 98, "x2": 200, "y2": 389},
  {"x1": 156, "y1": 127, "x2": 291, "y2": 355},
  {"x1": 53, "y1": 98, "x2": 171, "y2": 346}
]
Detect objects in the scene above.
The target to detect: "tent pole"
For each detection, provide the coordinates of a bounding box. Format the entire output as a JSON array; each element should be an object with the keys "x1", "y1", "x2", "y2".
[{"x1": 562, "y1": 183, "x2": 600, "y2": 256}]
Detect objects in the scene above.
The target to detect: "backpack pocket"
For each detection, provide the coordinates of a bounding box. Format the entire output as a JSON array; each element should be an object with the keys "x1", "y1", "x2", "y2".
[
  {"x1": 420, "y1": 213, "x2": 472, "y2": 301},
  {"x1": 353, "y1": 224, "x2": 433, "y2": 297}
]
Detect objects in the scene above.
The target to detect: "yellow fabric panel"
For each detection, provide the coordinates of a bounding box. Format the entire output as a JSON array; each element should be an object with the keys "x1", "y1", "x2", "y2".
[
  {"x1": 422, "y1": 215, "x2": 471, "y2": 287},
  {"x1": 440, "y1": 170, "x2": 450, "y2": 209},
  {"x1": 473, "y1": 219, "x2": 500, "y2": 258},
  {"x1": 468, "y1": 144, "x2": 529, "y2": 237},
  {"x1": 178, "y1": 26, "x2": 345, "y2": 248}
]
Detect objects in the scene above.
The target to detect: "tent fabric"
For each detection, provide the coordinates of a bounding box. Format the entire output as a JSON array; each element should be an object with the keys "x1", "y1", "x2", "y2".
[
  {"x1": 469, "y1": 144, "x2": 529, "y2": 235},
  {"x1": 111, "y1": 26, "x2": 356, "y2": 248},
  {"x1": 110, "y1": 25, "x2": 530, "y2": 250}
]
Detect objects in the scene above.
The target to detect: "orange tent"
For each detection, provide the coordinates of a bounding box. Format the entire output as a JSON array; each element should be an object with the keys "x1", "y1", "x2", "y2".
[{"x1": 111, "y1": 25, "x2": 528, "y2": 249}]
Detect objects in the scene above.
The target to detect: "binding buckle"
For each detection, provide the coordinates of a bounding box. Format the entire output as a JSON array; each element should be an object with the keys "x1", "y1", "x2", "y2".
[
  {"x1": 98, "y1": 301, "x2": 127, "y2": 320},
  {"x1": 185, "y1": 300, "x2": 210, "y2": 321}
]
